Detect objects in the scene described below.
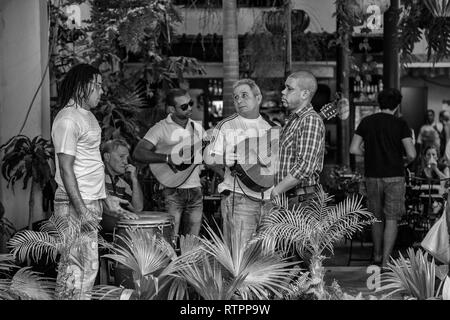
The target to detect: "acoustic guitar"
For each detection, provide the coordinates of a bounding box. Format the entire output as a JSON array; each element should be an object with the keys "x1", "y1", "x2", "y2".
[
  {"x1": 149, "y1": 125, "x2": 209, "y2": 188},
  {"x1": 231, "y1": 100, "x2": 341, "y2": 193},
  {"x1": 150, "y1": 101, "x2": 340, "y2": 189}
]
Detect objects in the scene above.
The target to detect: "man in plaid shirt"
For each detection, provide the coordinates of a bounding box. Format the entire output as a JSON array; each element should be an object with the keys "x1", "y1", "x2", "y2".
[{"x1": 271, "y1": 71, "x2": 325, "y2": 205}]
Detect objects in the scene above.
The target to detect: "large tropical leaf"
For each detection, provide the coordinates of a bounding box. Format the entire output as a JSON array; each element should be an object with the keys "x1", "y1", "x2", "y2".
[
  {"x1": 199, "y1": 223, "x2": 297, "y2": 300},
  {"x1": 0, "y1": 254, "x2": 17, "y2": 272},
  {"x1": 176, "y1": 255, "x2": 246, "y2": 300},
  {"x1": 102, "y1": 228, "x2": 171, "y2": 278},
  {"x1": 8, "y1": 214, "x2": 97, "y2": 267},
  {"x1": 7, "y1": 267, "x2": 55, "y2": 300},
  {"x1": 90, "y1": 285, "x2": 136, "y2": 300},
  {"x1": 377, "y1": 248, "x2": 443, "y2": 300},
  {"x1": 8, "y1": 230, "x2": 61, "y2": 263},
  {"x1": 1, "y1": 134, "x2": 54, "y2": 190},
  {"x1": 257, "y1": 187, "x2": 375, "y2": 259}
]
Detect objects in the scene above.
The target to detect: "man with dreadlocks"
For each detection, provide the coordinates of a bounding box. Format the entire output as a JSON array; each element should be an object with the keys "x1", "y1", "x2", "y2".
[{"x1": 51, "y1": 64, "x2": 132, "y2": 299}]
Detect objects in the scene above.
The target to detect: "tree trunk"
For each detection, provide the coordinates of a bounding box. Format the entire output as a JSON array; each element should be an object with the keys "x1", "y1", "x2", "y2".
[
  {"x1": 309, "y1": 254, "x2": 326, "y2": 299},
  {"x1": 222, "y1": 0, "x2": 239, "y2": 118},
  {"x1": 28, "y1": 180, "x2": 35, "y2": 230},
  {"x1": 284, "y1": 0, "x2": 292, "y2": 78}
]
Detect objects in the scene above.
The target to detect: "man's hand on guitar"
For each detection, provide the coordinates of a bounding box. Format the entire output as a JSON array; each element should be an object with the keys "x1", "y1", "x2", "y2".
[{"x1": 225, "y1": 149, "x2": 238, "y2": 167}]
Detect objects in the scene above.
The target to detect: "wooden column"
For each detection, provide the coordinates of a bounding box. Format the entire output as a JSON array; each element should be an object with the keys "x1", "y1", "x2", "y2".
[
  {"x1": 383, "y1": 0, "x2": 400, "y2": 90},
  {"x1": 284, "y1": 0, "x2": 292, "y2": 78},
  {"x1": 336, "y1": 20, "x2": 350, "y2": 167},
  {"x1": 222, "y1": 0, "x2": 239, "y2": 118}
]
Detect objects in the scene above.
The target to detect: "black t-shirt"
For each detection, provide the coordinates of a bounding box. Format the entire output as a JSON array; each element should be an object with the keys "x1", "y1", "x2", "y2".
[{"x1": 355, "y1": 112, "x2": 412, "y2": 178}]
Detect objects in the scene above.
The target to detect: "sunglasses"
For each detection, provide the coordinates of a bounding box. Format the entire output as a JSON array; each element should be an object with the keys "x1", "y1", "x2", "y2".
[{"x1": 179, "y1": 100, "x2": 194, "y2": 111}]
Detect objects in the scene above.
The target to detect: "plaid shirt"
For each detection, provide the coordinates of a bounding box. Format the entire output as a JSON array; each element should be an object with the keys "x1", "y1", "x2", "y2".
[{"x1": 275, "y1": 105, "x2": 325, "y2": 187}]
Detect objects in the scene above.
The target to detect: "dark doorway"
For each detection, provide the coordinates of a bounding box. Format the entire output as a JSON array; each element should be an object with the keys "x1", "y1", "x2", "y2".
[{"x1": 400, "y1": 87, "x2": 428, "y2": 137}]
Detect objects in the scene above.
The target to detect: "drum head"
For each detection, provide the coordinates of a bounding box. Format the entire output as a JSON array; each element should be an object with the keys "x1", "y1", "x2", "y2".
[{"x1": 116, "y1": 211, "x2": 173, "y2": 227}]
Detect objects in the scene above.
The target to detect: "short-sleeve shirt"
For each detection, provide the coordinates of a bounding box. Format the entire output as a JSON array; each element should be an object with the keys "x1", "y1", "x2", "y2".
[
  {"x1": 208, "y1": 113, "x2": 273, "y2": 200},
  {"x1": 51, "y1": 103, "x2": 106, "y2": 200},
  {"x1": 105, "y1": 173, "x2": 132, "y2": 202},
  {"x1": 143, "y1": 114, "x2": 204, "y2": 189},
  {"x1": 355, "y1": 112, "x2": 412, "y2": 178},
  {"x1": 101, "y1": 173, "x2": 133, "y2": 236}
]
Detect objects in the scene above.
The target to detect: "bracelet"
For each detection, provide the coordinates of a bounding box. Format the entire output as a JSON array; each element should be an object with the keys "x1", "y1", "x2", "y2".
[{"x1": 166, "y1": 154, "x2": 169, "y2": 163}]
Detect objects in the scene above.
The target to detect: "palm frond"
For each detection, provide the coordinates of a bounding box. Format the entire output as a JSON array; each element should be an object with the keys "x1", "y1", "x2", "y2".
[
  {"x1": 234, "y1": 241, "x2": 299, "y2": 300},
  {"x1": 8, "y1": 230, "x2": 60, "y2": 263},
  {"x1": 117, "y1": 89, "x2": 147, "y2": 109},
  {"x1": 91, "y1": 285, "x2": 136, "y2": 300},
  {"x1": 176, "y1": 256, "x2": 245, "y2": 300},
  {"x1": 376, "y1": 248, "x2": 440, "y2": 300},
  {"x1": 39, "y1": 215, "x2": 69, "y2": 239},
  {"x1": 0, "y1": 254, "x2": 17, "y2": 272},
  {"x1": 102, "y1": 228, "x2": 171, "y2": 278},
  {"x1": 8, "y1": 267, "x2": 55, "y2": 300},
  {"x1": 199, "y1": 223, "x2": 297, "y2": 300},
  {"x1": 257, "y1": 189, "x2": 375, "y2": 258},
  {"x1": 179, "y1": 233, "x2": 203, "y2": 255},
  {"x1": 284, "y1": 271, "x2": 312, "y2": 299}
]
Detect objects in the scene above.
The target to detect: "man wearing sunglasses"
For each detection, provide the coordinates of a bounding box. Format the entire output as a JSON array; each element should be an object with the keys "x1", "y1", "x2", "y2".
[{"x1": 133, "y1": 88, "x2": 204, "y2": 239}]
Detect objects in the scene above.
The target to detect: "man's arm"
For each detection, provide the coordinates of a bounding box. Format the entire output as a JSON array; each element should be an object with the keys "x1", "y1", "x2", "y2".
[
  {"x1": 349, "y1": 134, "x2": 364, "y2": 156},
  {"x1": 402, "y1": 137, "x2": 416, "y2": 163},
  {"x1": 57, "y1": 153, "x2": 88, "y2": 218},
  {"x1": 126, "y1": 164, "x2": 144, "y2": 212},
  {"x1": 133, "y1": 139, "x2": 168, "y2": 164}
]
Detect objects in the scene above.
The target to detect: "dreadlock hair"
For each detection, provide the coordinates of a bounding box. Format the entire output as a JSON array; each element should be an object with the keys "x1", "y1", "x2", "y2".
[{"x1": 58, "y1": 63, "x2": 101, "y2": 109}]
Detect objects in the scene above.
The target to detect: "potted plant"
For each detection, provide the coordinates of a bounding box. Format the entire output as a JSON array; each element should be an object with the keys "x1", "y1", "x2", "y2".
[
  {"x1": 377, "y1": 247, "x2": 450, "y2": 300},
  {"x1": 0, "y1": 135, "x2": 55, "y2": 230},
  {"x1": 255, "y1": 186, "x2": 376, "y2": 299}
]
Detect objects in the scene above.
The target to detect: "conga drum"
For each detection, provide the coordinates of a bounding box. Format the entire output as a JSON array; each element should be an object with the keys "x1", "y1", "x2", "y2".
[{"x1": 113, "y1": 212, "x2": 175, "y2": 288}]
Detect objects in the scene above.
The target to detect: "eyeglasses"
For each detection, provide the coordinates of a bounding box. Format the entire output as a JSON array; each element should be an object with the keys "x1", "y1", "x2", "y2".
[{"x1": 179, "y1": 100, "x2": 194, "y2": 111}]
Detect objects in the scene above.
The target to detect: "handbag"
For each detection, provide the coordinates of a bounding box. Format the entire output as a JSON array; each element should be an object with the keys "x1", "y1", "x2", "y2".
[{"x1": 421, "y1": 208, "x2": 450, "y2": 264}]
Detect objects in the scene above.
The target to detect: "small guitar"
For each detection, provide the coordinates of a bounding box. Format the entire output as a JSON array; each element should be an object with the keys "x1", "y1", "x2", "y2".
[{"x1": 232, "y1": 99, "x2": 341, "y2": 192}]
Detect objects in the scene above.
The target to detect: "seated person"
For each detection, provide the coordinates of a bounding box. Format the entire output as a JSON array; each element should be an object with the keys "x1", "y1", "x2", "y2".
[
  {"x1": 416, "y1": 145, "x2": 449, "y2": 195},
  {"x1": 101, "y1": 139, "x2": 143, "y2": 242}
]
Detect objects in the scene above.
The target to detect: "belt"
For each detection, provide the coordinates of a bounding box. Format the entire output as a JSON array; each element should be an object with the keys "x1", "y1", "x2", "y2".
[{"x1": 286, "y1": 185, "x2": 317, "y2": 197}]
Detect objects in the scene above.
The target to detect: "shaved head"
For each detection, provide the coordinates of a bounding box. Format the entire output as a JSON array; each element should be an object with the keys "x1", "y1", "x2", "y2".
[
  {"x1": 281, "y1": 70, "x2": 318, "y2": 112},
  {"x1": 288, "y1": 71, "x2": 318, "y2": 97}
]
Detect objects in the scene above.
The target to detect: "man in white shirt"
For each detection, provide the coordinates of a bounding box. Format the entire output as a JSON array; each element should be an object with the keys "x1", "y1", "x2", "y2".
[
  {"x1": 133, "y1": 88, "x2": 204, "y2": 239},
  {"x1": 52, "y1": 64, "x2": 133, "y2": 300},
  {"x1": 204, "y1": 79, "x2": 274, "y2": 246}
]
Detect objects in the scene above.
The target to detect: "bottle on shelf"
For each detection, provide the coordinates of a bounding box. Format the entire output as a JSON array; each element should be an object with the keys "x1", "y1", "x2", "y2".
[
  {"x1": 378, "y1": 79, "x2": 384, "y2": 92},
  {"x1": 218, "y1": 80, "x2": 223, "y2": 96},
  {"x1": 213, "y1": 80, "x2": 219, "y2": 96},
  {"x1": 208, "y1": 80, "x2": 214, "y2": 95}
]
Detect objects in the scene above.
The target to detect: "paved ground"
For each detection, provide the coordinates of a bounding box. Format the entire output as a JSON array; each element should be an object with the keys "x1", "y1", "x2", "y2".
[{"x1": 322, "y1": 239, "x2": 410, "y2": 299}]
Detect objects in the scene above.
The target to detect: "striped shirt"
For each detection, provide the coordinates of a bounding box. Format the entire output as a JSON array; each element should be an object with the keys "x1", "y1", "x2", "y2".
[
  {"x1": 275, "y1": 105, "x2": 325, "y2": 187},
  {"x1": 105, "y1": 172, "x2": 132, "y2": 203},
  {"x1": 208, "y1": 113, "x2": 273, "y2": 200}
]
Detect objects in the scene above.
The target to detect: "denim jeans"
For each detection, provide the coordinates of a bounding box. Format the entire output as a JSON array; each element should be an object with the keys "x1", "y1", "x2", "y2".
[
  {"x1": 53, "y1": 190, "x2": 103, "y2": 300},
  {"x1": 365, "y1": 176, "x2": 405, "y2": 221},
  {"x1": 163, "y1": 187, "x2": 203, "y2": 236},
  {"x1": 221, "y1": 192, "x2": 271, "y2": 247}
]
